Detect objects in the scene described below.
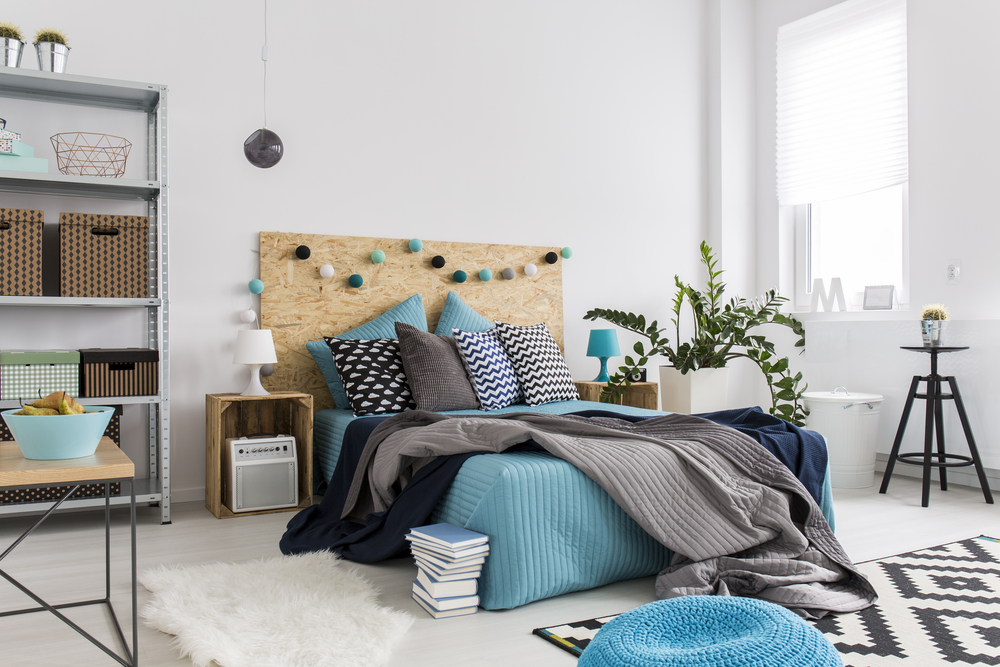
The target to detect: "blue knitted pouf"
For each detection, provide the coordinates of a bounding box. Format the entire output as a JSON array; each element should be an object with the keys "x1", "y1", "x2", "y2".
[{"x1": 578, "y1": 596, "x2": 843, "y2": 667}]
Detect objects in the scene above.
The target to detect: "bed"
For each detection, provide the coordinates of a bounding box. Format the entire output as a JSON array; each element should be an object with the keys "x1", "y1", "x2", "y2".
[
  {"x1": 309, "y1": 402, "x2": 836, "y2": 610},
  {"x1": 259, "y1": 232, "x2": 843, "y2": 612}
]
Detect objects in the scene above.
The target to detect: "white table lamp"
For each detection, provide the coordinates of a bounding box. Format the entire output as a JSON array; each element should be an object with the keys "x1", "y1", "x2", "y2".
[{"x1": 233, "y1": 329, "x2": 278, "y2": 396}]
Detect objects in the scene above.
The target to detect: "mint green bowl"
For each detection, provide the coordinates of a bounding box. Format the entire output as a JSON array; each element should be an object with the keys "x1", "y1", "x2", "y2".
[{"x1": 0, "y1": 406, "x2": 114, "y2": 460}]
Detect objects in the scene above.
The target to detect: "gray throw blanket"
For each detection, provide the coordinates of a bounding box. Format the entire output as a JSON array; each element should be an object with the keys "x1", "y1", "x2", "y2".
[{"x1": 341, "y1": 411, "x2": 876, "y2": 619}]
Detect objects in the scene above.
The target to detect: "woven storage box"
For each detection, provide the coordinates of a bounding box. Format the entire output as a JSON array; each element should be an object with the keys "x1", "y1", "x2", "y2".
[
  {"x1": 0, "y1": 405, "x2": 123, "y2": 505},
  {"x1": 59, "y1": 213, "x2": 149, "y2": 298},
  {"x1": 79, "y1": 348, "x2": 158, "y2": 397},
  {"x1": 0, "y1": 350, "x2": 80, "y2": 400},
  {"x1": 0, "y1": 208, "x2": 43, "y2": 296}
]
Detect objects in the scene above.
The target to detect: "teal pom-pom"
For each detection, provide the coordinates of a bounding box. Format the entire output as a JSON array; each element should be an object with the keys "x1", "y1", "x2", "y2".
[
  {"x1": 348, "y1": 274, "x2": 363, "y2": 288},
  {"x1": 248, "y1": 279, "x2": 264, "y2": 294},
  {"x1": 409, "y1": 239, "x2": 423, "y2": 252},
  {"x1": 479, "y1": 269, "x2": 493, "y2": 282},
  {"x1": 371, "y1": 249, "x2": 386, "y2": 263},
  {"x1": 561, "y1": 247, "x2": 573, "y2": 259},
  {"x1": 453, "y1": 270, "x2": 467, "y2": 283}
]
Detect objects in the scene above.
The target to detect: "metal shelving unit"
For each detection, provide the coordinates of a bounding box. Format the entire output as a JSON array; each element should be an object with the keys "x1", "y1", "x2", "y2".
[{"x1": 0, "y1": 69, "x2": 170, "y2": 524}]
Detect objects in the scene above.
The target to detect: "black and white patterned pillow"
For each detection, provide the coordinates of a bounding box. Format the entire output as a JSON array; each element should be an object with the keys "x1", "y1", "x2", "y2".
[
  {"x1": 325, "y1": 337, "x2": 416, "y2": 416},
  {"x1": 492, "y1": 321, "x2": 580, "y2": 406}
]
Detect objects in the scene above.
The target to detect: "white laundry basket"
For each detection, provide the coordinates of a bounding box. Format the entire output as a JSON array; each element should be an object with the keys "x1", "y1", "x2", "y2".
[{"x1": 803, "y1": 387, "x2": 884, "y2": 489}]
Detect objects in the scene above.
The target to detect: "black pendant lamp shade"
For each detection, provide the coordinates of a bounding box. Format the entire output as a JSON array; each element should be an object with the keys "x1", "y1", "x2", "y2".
[{"x1": 244, "y1": 128, "x2": 283, "y2": 168}]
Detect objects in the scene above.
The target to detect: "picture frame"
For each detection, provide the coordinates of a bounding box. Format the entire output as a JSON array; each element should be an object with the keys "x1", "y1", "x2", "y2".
[{"x1": 863, "y1": 285, "x2": 895, "y2": 310}]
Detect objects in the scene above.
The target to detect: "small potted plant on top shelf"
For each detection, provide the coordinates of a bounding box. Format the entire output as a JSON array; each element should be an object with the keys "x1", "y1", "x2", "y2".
[
  {"x1": 34, "y1": 28, "x2": 70, "y2": 73},
  {"x1": 0, "y1": 22, "x2": 25, "y2": 68},
  {"x1": 920, "y1": 304, "x2": 949, "y2": 347}
]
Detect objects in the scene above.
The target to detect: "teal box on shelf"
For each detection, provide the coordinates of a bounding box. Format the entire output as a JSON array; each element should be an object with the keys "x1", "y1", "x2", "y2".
[
  {"x1": 0, "y1": 140, "x2": 34, "y2": 157},
  {"x1": 0, "y1": 154, "x2": 48, "y2": 173}
]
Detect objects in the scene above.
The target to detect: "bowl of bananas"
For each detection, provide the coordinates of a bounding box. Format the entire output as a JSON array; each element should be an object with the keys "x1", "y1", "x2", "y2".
[{"x1": 1, "y1": 393, "x2": 114, "y2": 460}]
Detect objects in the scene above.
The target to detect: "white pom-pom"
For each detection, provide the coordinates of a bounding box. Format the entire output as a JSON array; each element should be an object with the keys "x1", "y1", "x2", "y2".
[
  {"x1": 240, "y1": 309, "x2": 257, "y2": 323},
  {"x1": 524, "y1": 263, "x2": 537, "y2": 277},
  {"x1": 320, "y1": 264, "x2": 335, "y2": 279}
]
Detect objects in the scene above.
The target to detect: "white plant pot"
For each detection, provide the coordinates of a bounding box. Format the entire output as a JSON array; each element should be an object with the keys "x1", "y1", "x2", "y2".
[{"x1": 658, "y1": 366, "x2": 729, "y2": 414}]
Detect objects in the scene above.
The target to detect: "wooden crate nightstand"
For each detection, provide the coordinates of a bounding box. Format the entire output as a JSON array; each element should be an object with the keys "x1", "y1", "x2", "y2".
[
  {"x1": 575, "y1": 381, "x2": 659, "y2": 411},
  {"x1": 205, "y1": 391, "x2": 313, "y2": 518}
]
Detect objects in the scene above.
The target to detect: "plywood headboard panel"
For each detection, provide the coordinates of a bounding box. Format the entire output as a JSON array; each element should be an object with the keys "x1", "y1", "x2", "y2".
[{"x1": 259, "y1": 232, "x2": 564, "y2": 411}]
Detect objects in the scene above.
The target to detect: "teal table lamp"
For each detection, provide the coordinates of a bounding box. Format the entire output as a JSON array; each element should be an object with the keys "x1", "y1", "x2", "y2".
[{"x1": 587, "y1": 329, "x2": 621, "y2": 382}]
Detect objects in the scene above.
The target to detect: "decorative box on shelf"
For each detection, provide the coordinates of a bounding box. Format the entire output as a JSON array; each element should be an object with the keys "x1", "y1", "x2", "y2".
[
  {"x1": 575, "y1": 380, "x2": 659, "y2": 411},
  {"x1": 59, "y1": 213, "x2": 150, "y2": 298},
  {"x1": 79, "y1": 348, "x2": 159, "y2": 397},
  {"x1": 0, "y1": 208, "x2": 43, "y2": 296},
  {"x1": 0, "y1": 350, "x2": 80, "y2": 400}
]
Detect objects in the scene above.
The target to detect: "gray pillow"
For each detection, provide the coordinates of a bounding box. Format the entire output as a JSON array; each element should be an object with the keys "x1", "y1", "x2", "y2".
[{"x1": 395, "y1": 322, "x2": 480, "y2": 411}]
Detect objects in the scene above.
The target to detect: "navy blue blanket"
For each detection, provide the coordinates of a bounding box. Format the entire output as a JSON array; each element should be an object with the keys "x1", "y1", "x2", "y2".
[{"x1": 279, "y1": 408, "x2": 826, "y2": 561}]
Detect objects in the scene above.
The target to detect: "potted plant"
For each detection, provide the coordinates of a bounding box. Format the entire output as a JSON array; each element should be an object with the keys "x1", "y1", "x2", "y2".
[
  {"x1": 920, "y1": 304, "x2": 948, "y2": 347},
  {"x1": 585, "y1": 241, "x2": 808, "y2": 426},
  {"x1": 34, "y1": 28, "x2": 69, "y2": 73},
  {"x1": 0, "y1": 22, "x2": 25, "y2": 68}
]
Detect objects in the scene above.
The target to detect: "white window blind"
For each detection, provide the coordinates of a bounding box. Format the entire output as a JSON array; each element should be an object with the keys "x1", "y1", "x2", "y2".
[{"x1": 776, "y1": 0, "x2": 907, "y2": 206}]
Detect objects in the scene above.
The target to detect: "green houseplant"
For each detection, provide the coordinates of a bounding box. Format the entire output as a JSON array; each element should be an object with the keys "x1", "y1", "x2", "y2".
[
  {"x1": 1, "y1": 22, "x2": 25, "y2": 68},
  {"x1": 920, "y1": 303, "x2": 948, "y2": 347},
  {"x1": 33, "y1": 28, "x2": 70, "y2": 73},
  {"x1": 584, "y1": 241, "x2": 809, "y2": 425}
]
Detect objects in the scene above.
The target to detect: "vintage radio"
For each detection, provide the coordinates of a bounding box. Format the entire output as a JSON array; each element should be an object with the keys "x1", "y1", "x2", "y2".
[{"x1": 223, "y1": 435, "x2": 298, "y2": 513}]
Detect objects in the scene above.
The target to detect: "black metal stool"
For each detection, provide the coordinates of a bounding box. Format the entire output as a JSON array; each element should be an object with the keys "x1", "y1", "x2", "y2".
[{"x1": 879, "y1": 346, "x2": 993, "y2": 507}]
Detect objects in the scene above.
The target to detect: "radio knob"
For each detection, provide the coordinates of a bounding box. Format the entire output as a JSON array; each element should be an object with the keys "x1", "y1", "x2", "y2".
[{"x1": 239, "y1": 449, "x2": 244, "y2": 454}]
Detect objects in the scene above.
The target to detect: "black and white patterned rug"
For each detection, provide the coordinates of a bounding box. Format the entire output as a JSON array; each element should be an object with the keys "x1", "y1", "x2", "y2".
[{"x1": 533, "y1": 536, "x2": 1000, "y2": 665}]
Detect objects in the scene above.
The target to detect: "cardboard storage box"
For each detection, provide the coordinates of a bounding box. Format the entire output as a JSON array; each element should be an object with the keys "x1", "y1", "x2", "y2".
[
  {"x1": 0, "y1": 208, "x2": 43, "y2": 296},
  {"x1": 0, "y1": 406, "x2": 123, "y2": 504},
  {"x1": 0, "y1": 350, "x2": 80, "y2": 400},
  {"x1": 60, "y1": 213, "x2": 149, "y2": 298},
  {"x1": 79, "y1": 348, "x2": 158, "y2": 397}
]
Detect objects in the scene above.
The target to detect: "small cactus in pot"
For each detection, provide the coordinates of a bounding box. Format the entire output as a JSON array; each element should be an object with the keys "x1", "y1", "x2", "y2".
[
  {"x1": 920, "y1": 304, "x2": 949, "y2": 347},
  {"x1": 0, "y1": 22, "x2": 25, "y2": 68},
  {"x1": 33, "y1": 28, "x2": 70, "y2": 73}
]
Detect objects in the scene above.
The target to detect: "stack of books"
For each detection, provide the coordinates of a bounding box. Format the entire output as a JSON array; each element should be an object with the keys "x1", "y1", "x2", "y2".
[{"x1": 407, "y1": 523, "x2": 490, "y2": 619}]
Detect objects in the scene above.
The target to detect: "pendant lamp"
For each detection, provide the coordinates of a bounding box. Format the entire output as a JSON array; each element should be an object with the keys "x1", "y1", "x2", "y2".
[{"x1": 245, "y1": 0, "x2": 283, "y2": 168}]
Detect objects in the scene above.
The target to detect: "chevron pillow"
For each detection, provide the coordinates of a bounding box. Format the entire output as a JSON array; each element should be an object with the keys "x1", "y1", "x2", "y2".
[
  {"x1": 453, "y1": 328, "x2": 523, "y2": 410},
  {"x1": 325, "y1": 338, "x2": 416, "y2": 416},
  {"x1": 492, "y1": 321, "x2": 580, "y2": 406}
]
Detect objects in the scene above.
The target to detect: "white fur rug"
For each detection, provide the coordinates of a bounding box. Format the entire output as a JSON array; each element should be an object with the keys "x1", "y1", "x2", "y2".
[{"x1": 140, "y1": 551, "x2": 413, "y2": 667}]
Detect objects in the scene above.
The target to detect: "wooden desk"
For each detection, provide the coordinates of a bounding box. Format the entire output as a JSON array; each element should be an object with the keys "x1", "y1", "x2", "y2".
[{"x1": 0, "y1": 438, "x2": 137, "y2": 666}]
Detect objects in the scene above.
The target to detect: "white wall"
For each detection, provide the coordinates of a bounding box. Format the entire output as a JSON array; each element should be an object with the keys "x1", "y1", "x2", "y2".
[
  {"x1": 2, "y1": 1, "x2": 712, "y2": 501},
  {"x1": 756, "y1": 0, "x2": 1000, "y2": 477}
]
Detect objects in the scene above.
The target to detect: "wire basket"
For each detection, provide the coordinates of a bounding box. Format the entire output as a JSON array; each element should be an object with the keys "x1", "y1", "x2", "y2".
[{"x1": 50, "y1": 132, "x2": 132, "y2": 178}]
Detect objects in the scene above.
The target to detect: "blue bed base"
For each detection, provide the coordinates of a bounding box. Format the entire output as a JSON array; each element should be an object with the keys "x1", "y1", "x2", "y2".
[{"x1": 313, "y1": 401, "x2": 836, "y2": 609}]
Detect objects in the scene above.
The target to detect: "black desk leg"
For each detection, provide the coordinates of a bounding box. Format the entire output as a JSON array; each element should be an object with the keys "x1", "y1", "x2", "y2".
[
  {"x1": 948, "y1": 377, "x2": 994, "y2": 504},
  {"x1": 881, "y1": 375, "x2": 921, "y2": 494},
  {"x1": 921, "y1": 375, "x2": 937, "y2": 507},
  {"x1": 934, "y1": 378, "x2": 948, "y2": 491}
]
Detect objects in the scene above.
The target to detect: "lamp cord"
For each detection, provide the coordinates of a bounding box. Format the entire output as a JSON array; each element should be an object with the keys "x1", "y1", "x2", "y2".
[{"x1": 262, "y1": 0, "x2": 268, "y2": 129}]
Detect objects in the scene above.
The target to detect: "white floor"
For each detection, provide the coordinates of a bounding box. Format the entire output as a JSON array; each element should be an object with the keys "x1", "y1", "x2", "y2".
[{"x1": 1, "y1": 476, "x2": 998, "y2": 666}]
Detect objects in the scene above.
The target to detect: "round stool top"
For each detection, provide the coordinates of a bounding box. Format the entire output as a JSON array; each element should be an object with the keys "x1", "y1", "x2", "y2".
[
  {"x1": 901, "y1": 346, "x2": 968, "y2": 353},
  {"x1": 578, "y1": 596, "x2": 842, "y2": 667}
]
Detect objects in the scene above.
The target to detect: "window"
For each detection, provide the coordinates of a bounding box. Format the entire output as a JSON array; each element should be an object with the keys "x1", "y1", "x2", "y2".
[{"x1": 776, "y1": 0, "x2": 908, "y2": 309}]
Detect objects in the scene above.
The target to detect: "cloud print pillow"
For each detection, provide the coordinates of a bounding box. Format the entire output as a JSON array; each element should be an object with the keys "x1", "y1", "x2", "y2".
[{"x1": 325, "y1": 338, "x2": 416, "y2": 416}]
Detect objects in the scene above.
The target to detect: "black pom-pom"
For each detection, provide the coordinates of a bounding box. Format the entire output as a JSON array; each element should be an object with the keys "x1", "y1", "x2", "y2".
[
  {"x1": 545, "y1": 251, "x2": 559, "y2": 264},
  {"x1": 295, "y1": 245, "x2": 311, "y2": 260},
  {"x1": 431, "y1": 255, "x2": 446, "y2": 269}
]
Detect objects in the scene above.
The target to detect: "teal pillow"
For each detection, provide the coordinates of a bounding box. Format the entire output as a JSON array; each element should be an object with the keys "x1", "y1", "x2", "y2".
[
  {"x1": 307, "y1": 293, "x2": 428, "y2": 409},
  {"x1": 433, "y1": 291, "x2": 492, "y2": 336}
]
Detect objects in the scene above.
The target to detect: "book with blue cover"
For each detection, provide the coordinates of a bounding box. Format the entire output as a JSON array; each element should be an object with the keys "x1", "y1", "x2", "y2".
[
  {"x1": 416, "y1": 567, "x2": 478, "y2": 598},
  {"x1": 411, "y1": 592, "x2": 477, "y2": 619},
  {"x1": 407, "y1": 523, "x2": 489, "y2": 550},
  {"x1": 412, "y1": 578, "x2": 479, "y2": 611},
  {"x1": 407, "y1": 539, "x2": 490, "y2": 561}
]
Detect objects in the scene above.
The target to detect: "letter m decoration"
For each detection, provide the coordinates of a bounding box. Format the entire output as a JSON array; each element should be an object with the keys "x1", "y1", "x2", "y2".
[{"x1": 810, "y1": 277, "x2": 847, "y2": 312}]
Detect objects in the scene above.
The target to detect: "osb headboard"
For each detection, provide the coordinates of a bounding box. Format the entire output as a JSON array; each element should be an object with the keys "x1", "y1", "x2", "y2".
[{"x1": 259, "y1": 232, "x2": 564, "y2": 412}]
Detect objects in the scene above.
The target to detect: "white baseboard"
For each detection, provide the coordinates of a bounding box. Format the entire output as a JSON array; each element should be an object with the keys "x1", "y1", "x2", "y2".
[
  {"x1": 170, "y1": 486, "x2": 206, "y2": 504},
  {"x1": 874, "y1": 453, "x2": 1000, "y2": 492}
]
